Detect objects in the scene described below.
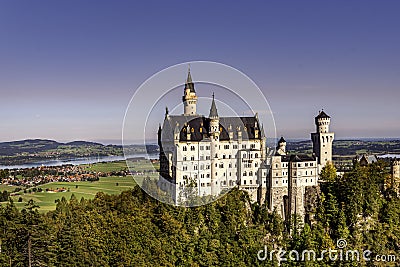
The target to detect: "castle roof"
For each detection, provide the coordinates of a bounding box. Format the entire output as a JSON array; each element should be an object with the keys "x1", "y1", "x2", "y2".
[
  {"x1": 316, "y1": 110, "x2": 330, "y2": 119},
  {"x1": 278, "y1": 136, "x2": 286, "y2": 143},
  {"x1": 160, "y1": 115, "x2": 262, "y2": 142},
  {"x1": 281, "y1": 154, "x2": 316, "y2": 162}
]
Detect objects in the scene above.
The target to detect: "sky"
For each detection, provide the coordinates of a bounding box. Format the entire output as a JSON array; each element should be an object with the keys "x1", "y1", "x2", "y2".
[{"x1": 0, "y1": 1, "x2": 399, "y2": 144}]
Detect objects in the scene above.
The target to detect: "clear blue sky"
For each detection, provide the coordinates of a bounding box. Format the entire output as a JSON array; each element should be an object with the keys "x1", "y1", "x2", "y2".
[{"x1": 1, "y1": 1, "x2": 399, "y2": 143}]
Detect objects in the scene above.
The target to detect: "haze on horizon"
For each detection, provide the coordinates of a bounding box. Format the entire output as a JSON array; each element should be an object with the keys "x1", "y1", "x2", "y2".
[{"x1": 1, "y1": 1, "x2": 399, "y2": 144}]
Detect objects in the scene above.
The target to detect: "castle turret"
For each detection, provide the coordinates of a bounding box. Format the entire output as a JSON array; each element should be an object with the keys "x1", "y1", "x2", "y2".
[
  {"x1": 311, "y1": 110, "x2": 334, "y2": 168},
  {"x1": 182, "y1": 68, "x2": 198, "y2": 116},
  {"x1": 209, "y1": 93, "x2": 220, "y2": 195},
  {"x1": 276, "y1": 136, "x2": 287, "y2": 156}
]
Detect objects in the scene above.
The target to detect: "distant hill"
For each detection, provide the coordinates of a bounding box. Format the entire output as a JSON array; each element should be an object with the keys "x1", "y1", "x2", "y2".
[
  {"x1": 0, "y1": 139, "x2": 107, "y2": 156},
  {"x1": 0, "y1": 139, "x2": 159, "y2": 166}
]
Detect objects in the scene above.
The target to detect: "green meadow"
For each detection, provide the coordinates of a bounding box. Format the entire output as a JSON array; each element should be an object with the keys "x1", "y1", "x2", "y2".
[{"x1": 1, "y1": 160, "x2": 159, "y2": 212}]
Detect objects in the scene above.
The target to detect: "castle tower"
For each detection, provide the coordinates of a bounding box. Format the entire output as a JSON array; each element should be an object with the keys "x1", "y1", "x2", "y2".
[
  {"x1": 311, "y1": 110, "x2": 334, "y2": 168},
  {"x1": 276, "y1": 137, "x2": 287, "y2": 156},
  {"x1": 182, "y1": 68, "x2": 198, "y2": 116},
  {"x1": 209, "y1": 94, "x2": 220, "y2": 196}
]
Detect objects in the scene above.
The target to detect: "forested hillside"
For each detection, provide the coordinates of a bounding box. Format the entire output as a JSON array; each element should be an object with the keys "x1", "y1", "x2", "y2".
[{"x1": 0, "y1": 162, "x2": 399, "y2": 266}]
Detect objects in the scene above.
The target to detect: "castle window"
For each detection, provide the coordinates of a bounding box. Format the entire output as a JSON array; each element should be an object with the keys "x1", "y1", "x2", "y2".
[
  {"x1": 183, "y1": 157, "x2": 187, "y2": 161},
  {"x1": 305, "y1": 163, "x2": 308, "y2": 167},
  {"x1": 200, "y1": 165, "x2": 204, "y2": 170},
  {"x1": 242, "y1": 144, "x2": 246, "y2": 149},
  {"x1": 243, "y1": 154, "x2": 247, "y2": 158},
  {"x1": 194, "y1": 165, "x2": 198, "y2": 170},
  {"x1": 249, "y1": 171, "x2": 253, "y2": 176},
  {"x1": 311, "y1": 179, "x2": 313, "y2": 182},
  {"x1": 219, "y1": 164, "x2": 224, "y2": 168},
  {"x1": 255, "y1": 153, "x2": 258, "y2": 158},
  {"x1": 183, "y1": 146, "x2": 187, "y2": 151},
  {"x1": 183, "y1": 166, "x2": 187, "y2": 171},
  {"x1": 215, "y1": 153, "x2": 218, "y2": 158},
  {"x1": 249, "y1": 180, "x2": 252, "y2": 184},
  {"x1": 207, "y1": 182, "x2": 210, "y2": 186},
  {"x1": 250, "y1": 144, "x2": 255, "y2": 149},
  {"x1": 244, "y1": 180, "x2": 246, "y2": 185},
  {"x1": 215, "y1": 172, "x2": 218, "y2": 176},
  {"x1": 229, "y1": 155, "x2": 232, "y2": 159},
  {"x1": 310, "y1": 163, "x2": 313, "y2": 166},
  {"x1": 206, "y1": 146, "x2": 210, "y2": 150},
  {"x1": 223, "y1": 155, "x2": 226, "y2": 159},
  {"x1": 243, "y1": 171, "x2": 247, "y2": 176},
  {"x1": 233, "y1": 145, "x2": 238, "y2": 149},
  {"x1": 255, "y1": 163, "x2": 258, "y2": 167},
  {"x1": 305, "y1": 171, "x2": 308, "y2": 175},
  {"x1": 311, "y1": 171, "x2": 313, "y2": 175},
  {"x1": 190, "y1": 146, "x2": 195, "y2": 151},
  {"x1": 191, "y1": 156, "x2": 195, "y2": 161},
  {"x1": 276, "y1": 180, "x2": 278, "y2": 184},
  {"x1": 206, "y1": 156, "x2": 210, "y2": 160},
  {"x1": 200, "y1": 146, "x2": 204, "y2": 150},
  {"x1": 200, "y1": 156, "x2": 204, "y2": 160},
  {"x1": 201, "y1": 174, "x2": 204, "y2": 178},
  {"x1": 183, "y1": 175, "x2": 188, "y2": 179},
  {"x1": 215, "y1": 163, "x2": 218, "y2": 167},
  {"x1": 207, "y1": 174, "x2": 210, "y2": 178},
  {"x1": 229, "y1": 163, "x2": 232, "y2": 168},
  {"x1": 306, "y1": 179, "x2": 308, "y2": 182},
  {"x1": 206, "y1": 165, "x2": 210, "y2": 169}
]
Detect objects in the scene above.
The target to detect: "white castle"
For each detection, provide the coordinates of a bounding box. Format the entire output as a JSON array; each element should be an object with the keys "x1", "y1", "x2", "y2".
[{"x1": 158, "y1": 70, "x2": 334, "y2": 221}]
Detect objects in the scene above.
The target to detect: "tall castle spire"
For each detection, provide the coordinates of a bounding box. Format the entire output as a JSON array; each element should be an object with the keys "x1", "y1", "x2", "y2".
[
  {"x1": 184, "y1": 66, "x2": 195, "y2": 93},
  {"x1": 182, "y1": 66, "x2": 197, "y2": 115},
  {"x1": 209, "y1": 93, "x2": 218, "y2": 118}
]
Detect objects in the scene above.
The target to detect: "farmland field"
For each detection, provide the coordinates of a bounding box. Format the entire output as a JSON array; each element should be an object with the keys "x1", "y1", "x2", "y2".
[
  {"x1": 1, "y1": 160, "x2": 160, "y2": 212},
  {"x1": 8, "y1": 176, "x2": 137, "y2": 212}
]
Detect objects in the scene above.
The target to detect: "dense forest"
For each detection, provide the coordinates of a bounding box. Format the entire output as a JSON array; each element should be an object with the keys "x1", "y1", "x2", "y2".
[{"x1": 0, "y1": 162, "x2": 399, "y2": 266}]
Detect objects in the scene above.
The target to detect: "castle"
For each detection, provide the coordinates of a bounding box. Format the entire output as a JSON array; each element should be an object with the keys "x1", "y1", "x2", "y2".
[
  {"x1": 158, "y1": 70, "x2": 268, "y2": 203},
  {"x1": 158, "y1": 70, "x2": 334, "y2": 222}
]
